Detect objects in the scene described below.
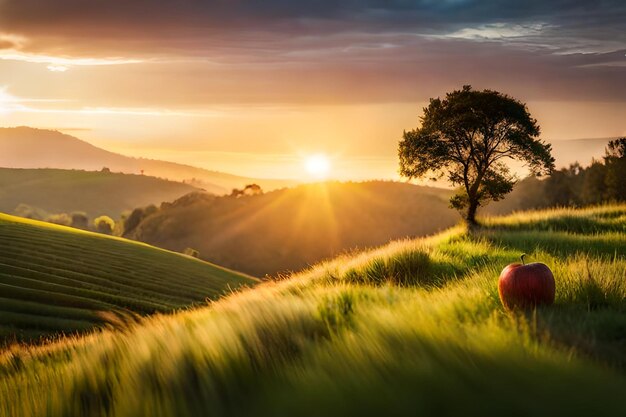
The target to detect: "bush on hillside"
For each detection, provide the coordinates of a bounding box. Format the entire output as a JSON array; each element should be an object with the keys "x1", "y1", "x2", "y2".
[
  {"x1": 94, "y1": 215, "x2": 115, "y2": 235},
  {"x1": 13, "y1": 203, "x2": 47, "y2": 220},
  {"x1": 71, "y1": 212, "x2": 89, "y2": 230},
  {"x1": 46, "y1": 213, "x2": 72, "y2": 226},
  {"x1": 183, "y1": 248, "x2": 200, "y2": 258},
  {"x1": 230, "y1": 184, "x2": 264, "y2": 198},
  {"x1": 114, "y1": 212, "x2": 129, "y2": 236}
]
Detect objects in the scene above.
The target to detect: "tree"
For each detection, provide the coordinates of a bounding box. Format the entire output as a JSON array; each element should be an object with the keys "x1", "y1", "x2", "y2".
[
  {"x1": 14, "y1": 203, "x2": 46, "y2": 220},
  {"x1": 183, "y1": 247, "x2": 200, "y2": 258},
  {"x1": 94, "y1": 215, "x2": 115, "y2": 235},
  {"x1": 122, "y1": 204, "x2": 159, "y2": 237},
  {"x1": 398, "y1": 86, "x2": 554, "y2": 225},
  {"x1": 579, "y1": 161, "x2": 606, "y2": 205},
  {"x1": 544, "y1": 163, "x2": 583, "y2": 207},
  {"x1": 46, "y1": 213, "x2": 72, "y2": 226},
  {"x1": 70, "y1": 211, "x2": 89, "y2": 230},
  {"x1": 604, "y1": 137, "x2": 626, "y2": 201},
  {"x1": 243, "y1": 184, "x2": 263, "y2": 196},
  {"x1": 230, "y1": 184, "x2": 263, "y2": 198}
]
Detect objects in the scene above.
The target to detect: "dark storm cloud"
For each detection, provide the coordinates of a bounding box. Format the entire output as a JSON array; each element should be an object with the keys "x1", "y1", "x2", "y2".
[
  {"x1": 2, "y1": 0, "x2": 624, "y2": 42},
  {"x1": 0, "y1": 0, "x2": 624, "y2": 103},
  {"x1": 1, "y1": 1, "x2": 622, "y2": 55}
]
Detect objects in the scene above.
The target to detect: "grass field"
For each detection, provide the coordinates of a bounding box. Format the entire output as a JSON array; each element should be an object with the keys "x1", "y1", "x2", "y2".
[
  {"x1": 1, "y1": 205, "x2": 625, "y2": 416},
  {"x1": 0, "y1": 213, "x2": 257, "y2": 343},
  {"x1": 0, "y1": 167, "x2": 197, "y2": 219}
]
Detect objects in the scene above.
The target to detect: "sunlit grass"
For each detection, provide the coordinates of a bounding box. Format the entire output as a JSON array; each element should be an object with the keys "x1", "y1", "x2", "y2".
[
  {"x1": 481, "y1": 203, "x2": 626, "y2": 233},
  {"x1": 1, "y1": 205, "x2": 625, "y2": 416}
]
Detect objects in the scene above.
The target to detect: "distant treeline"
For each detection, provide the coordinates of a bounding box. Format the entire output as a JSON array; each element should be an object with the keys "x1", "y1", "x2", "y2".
[
  {"x1": 487, "y1": 138, "x2": 626, "y2": 214},
  {"x1": 15, "y1": 205, "x2": 119, "y2": 235}
]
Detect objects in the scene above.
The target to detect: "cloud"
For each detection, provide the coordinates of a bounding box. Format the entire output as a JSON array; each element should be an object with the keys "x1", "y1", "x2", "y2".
[
  {"x1": 0, "y1": 86, "x2": 216, "y2": 116},
  {"x1": 0, "y1": 0, "x2": 622, "y2": 105},
  {"x1": 5, "y1": 103, "x2": 215, "y2": 117},
  {"x1": 47, "y1": 65, "x2": 69, "y2": 72},
  {"x1": 442, "y1": 22, "x2": 550, "y2": 40},
  {"x1": 0, "y1": 30, "x2": 141, "y2": 71},
  {"x1": 1, "y1": 1, "x2": 624, "y2": 53},
  {"x1": 0, "y1": 51, "x2": 143, "y2": 70},
  {"x1": 0, "y1": 40, "x2": 15, "y2": 49},
  {"x1": 0, "y1": 33, "x2": 24, "y2": 50}
]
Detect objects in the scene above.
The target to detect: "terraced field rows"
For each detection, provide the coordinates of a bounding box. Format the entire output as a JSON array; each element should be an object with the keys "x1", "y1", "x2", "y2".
[{"x1": 0, "y1": 213, "x2": 257, "y2": 342}]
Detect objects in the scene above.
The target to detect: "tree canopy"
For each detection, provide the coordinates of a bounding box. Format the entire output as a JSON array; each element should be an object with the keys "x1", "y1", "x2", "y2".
[
  {"x1": 94, "y1": 215, "x2": 115, "y2": 235},
  {"x1": 399, "y1": 85, "x2": 555, "y2": 224}
]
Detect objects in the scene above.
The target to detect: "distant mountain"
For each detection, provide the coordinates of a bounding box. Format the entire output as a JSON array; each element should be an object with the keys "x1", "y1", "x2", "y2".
[
  {"x1": 0, "y1": 127, "x2": 297, "y2": 194},
  {"x1": 0, "y1": 167, "x2": 199, "y2": 219},
  {"x1": 127, "y1": 181, "x2": 458, "y2": 277}
]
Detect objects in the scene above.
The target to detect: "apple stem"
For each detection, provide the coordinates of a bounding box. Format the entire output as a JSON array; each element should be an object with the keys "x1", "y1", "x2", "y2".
[{"x1": 520, "y1": 254, "x2": 527, "y2": 265}]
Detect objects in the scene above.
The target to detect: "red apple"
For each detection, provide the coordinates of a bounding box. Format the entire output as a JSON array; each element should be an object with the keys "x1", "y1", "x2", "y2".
[{"x1": 498, "y1": 254, "x2": 555, "y2": 309}]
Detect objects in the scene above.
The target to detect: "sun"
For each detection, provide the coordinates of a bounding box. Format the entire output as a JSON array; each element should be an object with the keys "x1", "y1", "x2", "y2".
[{"x1": 305, "y1": 154, "x2": 331, "y2": 178}]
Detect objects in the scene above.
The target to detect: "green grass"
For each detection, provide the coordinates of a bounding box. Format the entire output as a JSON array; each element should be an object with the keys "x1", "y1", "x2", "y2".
[
  {"x1": 0, "y1": 213, "x2": 257, "y2": 342},
  {"x1": 1, "y1": 205, "x2": 625, "y2": 416},
  {"x1": 481, "y1": 204, "x2": 626, "y2": 234},
  {"x1": 0, "y1": 167, "x2": 197, "y2": 219}
]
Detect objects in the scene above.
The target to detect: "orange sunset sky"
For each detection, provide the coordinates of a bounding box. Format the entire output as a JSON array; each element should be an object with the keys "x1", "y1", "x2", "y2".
[{"x1": 0, "y1": 1, "x2": 624, "y2": 180}]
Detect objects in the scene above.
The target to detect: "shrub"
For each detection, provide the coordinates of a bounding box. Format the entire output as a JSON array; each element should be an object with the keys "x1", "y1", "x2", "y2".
[
  {"x1": 70, "y1": 212, "x2": 89, "y2": 230},
  {"x1": 183, "y1": 248, "x2": 200, "y2": 258},
  {"x1": 13, "y1": 203, "x2": 47, "y2": 220},
  {"x1": 46, "y1": 213, "x2": 72, "y2": 226},
  {"x1": 94, "y1": 216, "x2": 115, "y2": 235}
]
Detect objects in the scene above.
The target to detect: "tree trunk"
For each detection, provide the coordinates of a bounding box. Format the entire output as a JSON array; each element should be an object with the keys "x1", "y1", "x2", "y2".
[
  {"x1": 466, "y1": 197, "x2": 479, "y2": 227},
  {"x1": 465, "y1": 172, "x2": 484, "y2": 228}
]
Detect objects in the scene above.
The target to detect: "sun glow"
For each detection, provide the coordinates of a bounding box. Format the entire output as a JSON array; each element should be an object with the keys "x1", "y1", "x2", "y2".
[
  {"x1": 305, "y1": 154, "x2": 331, "y2": 178},
  {"x1": 0, "y1": 87, "x2": 20, "y2": 114}
]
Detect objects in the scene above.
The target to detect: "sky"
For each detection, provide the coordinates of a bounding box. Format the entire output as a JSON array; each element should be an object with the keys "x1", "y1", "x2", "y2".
[{"x1": 0, "y1": 0, "x2": 624, "y2": 180}]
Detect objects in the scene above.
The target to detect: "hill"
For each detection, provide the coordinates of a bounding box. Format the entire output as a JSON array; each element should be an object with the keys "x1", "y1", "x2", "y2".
[
  {"x1": 0, "y1": 167, "x2": 198, "y2": 220},
  {"x1": 0, "y1": 127, "x2": 296, "y2": 194},
  {"x1": 0, "y1": 213, "x2": 257, "y2": 343},
  {"x1": 128, "y1": 181, "x2": 458, "y2": 276},
  {"x1": 1, "y1": 205, "x2": 625, "y2": 416}
]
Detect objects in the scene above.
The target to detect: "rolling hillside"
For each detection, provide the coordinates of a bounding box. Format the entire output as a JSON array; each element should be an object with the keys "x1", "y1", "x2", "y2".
[
  {"x1": 1, "y1": 205, "x2": 625, "y2": 416},
  {"x1": 0, "y1": 167, "x2": 198, "y2": 219},
  {"x1": 0, "y1": 213, "x2": 257, "y2": 342},
  {"x1": 0, "y1": 127, "x2": 296, "y2": 194},
  {"x1": 129, "y1": 181, "x2": 458, "y2": 276}
]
